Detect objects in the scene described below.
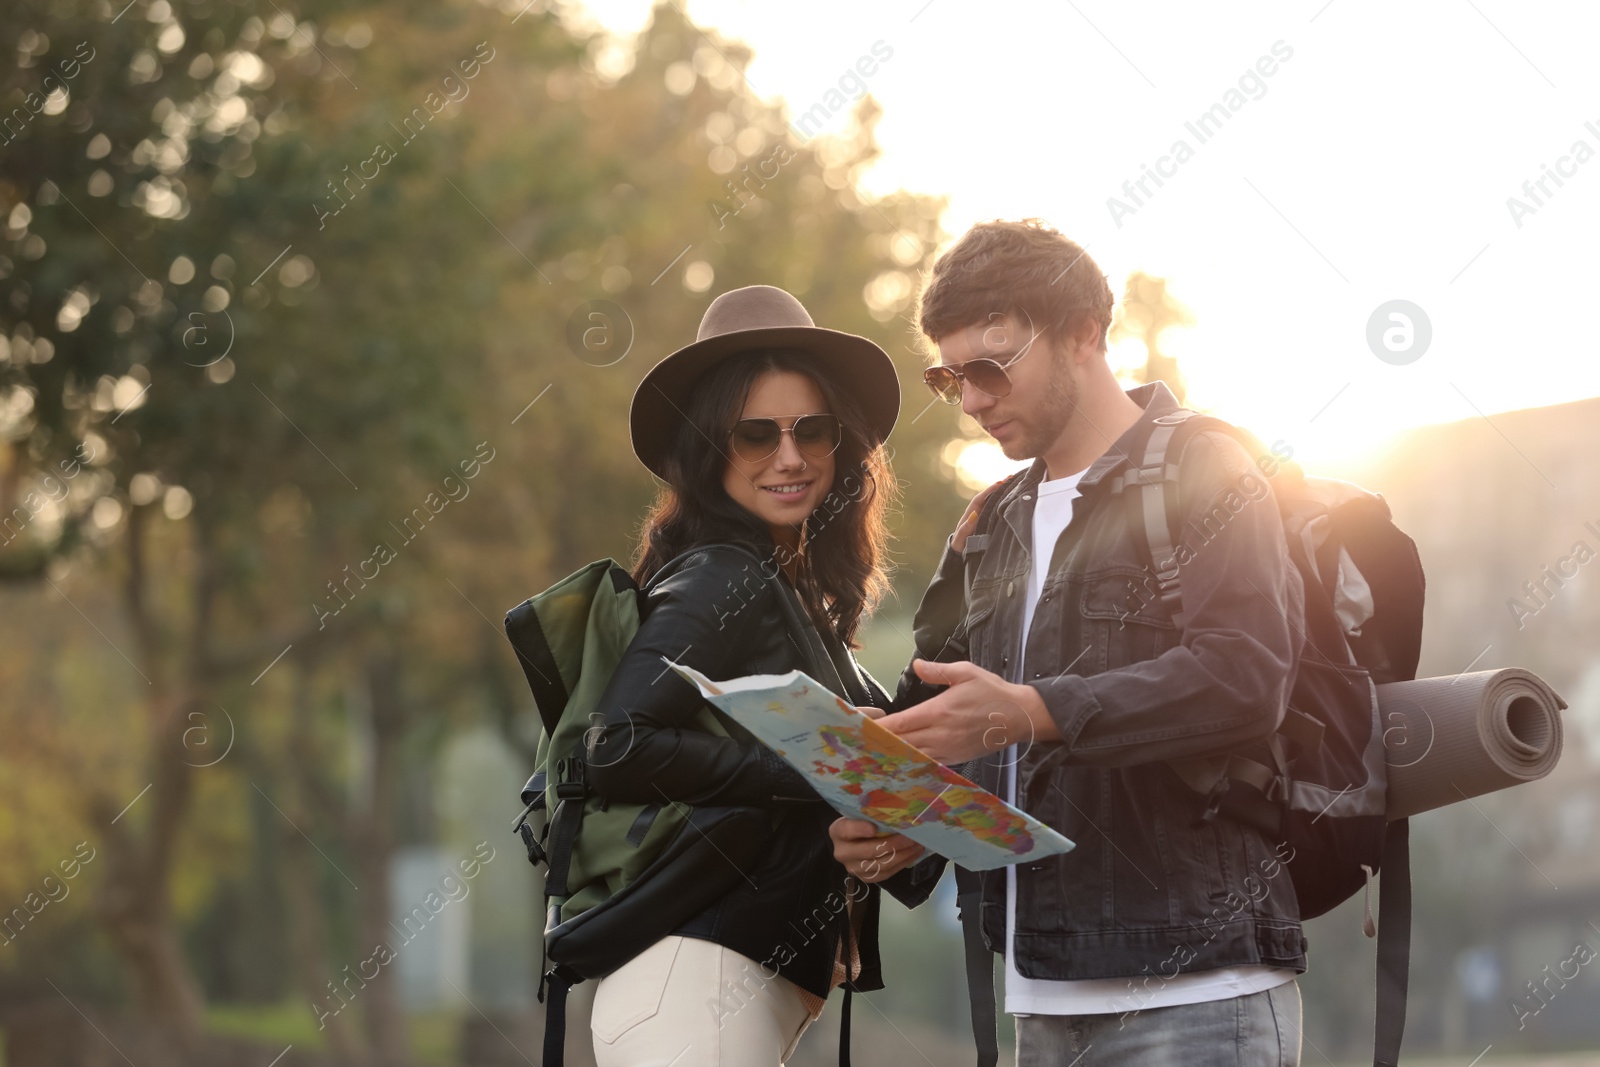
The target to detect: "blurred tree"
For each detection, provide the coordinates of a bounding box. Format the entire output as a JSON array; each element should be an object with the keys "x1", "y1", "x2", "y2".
[
  {"x1": 1109, "y1": 270, "x2": 1191, "y2": 403},
  {"x1": 0, "y1": 0, "x2": 965, "y2": 1060},
  {"x1": 0, "y1": 0, "x2": 586, "y2": 1053}
]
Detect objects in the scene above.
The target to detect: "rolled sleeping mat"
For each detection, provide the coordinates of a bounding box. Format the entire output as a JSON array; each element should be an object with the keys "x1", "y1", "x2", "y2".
[{"x1": 1377, "y1": 667, "x2": 1566, "y2": 821}]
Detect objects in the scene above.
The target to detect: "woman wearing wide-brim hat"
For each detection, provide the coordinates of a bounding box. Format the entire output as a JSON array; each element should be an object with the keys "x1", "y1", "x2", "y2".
[{"x1": 584, "y1": 285, "x2": 938, "y2": 1065}]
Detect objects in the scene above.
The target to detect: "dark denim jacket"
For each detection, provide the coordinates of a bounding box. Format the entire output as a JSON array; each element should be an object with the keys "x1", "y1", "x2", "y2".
[{"x1": 896, "y1": 382, "x2": 1309, "y2": 982}]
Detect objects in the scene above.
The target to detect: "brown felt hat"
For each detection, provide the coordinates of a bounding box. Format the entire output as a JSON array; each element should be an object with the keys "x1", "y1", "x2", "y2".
[{"x1": 629, "y1": 285, "x2": 900, "y2": 480}]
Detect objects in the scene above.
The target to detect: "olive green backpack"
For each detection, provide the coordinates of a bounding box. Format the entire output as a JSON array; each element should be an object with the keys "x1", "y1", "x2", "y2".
[{"x1": 504, "y1": 543, "x2": 823, "y2": 1066}]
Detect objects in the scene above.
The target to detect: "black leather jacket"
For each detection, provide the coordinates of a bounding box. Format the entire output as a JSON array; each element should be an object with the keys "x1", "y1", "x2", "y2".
[
  {"x1": 896, "y1": 382, "x2": 1309, "y2": 982},
  {"x1": 587, "y1": 543, "x2": 941, "y2": 999}
]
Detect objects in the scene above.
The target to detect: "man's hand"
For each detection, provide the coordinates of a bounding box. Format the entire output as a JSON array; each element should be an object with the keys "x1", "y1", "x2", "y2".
[
  {"x1": 829, "y1": 817, "x2": 925, "y2": 883},
  {"x1": 951, "y1": 481, "x2": 1005, "y2": 553},
  {"x1": 878, "y1": 659, "x2": 1060, "y2": 764}
]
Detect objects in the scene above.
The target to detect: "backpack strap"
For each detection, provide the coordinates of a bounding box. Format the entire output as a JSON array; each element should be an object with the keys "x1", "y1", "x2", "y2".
[
  {"x1": 514, "y1": 772, "x2": 549, "y2": 867},
  {"x1": 646, "y1": 540, "x2": 856, "y2": 699},
  {"x1": 1116, "y1": 408, "x2": 1294, "y2": 632},
  {"x1": 767, "y1": 560, "x2": 856, "y2": 699},
  {"x1": 838, "y1": 985, "x2": 853, "y2": 1067},
  {"x1": 838, "y1": 899, "x2": 856, "y2": 1067},
  {"x1": 542, "y1": 756, "x2": 588, "y2": 899},
  {"x1": 539, "y1": 963, "x2": 582, "y2": 1067},
  {"x1": 1113, "y1": 411, "x2": 1290, "y2": 816},
  {"x1": 959, "y1": 470, "x2": 1027, "y2": 606},
  {"x1": 645, "y1": 540, "x2": 765, "y2": 594},
  {"x1": 1373, "y1": 818, "x2": 1411, "y2": 1067},
  {"x1": 1114, "y1": 410, "x2": 1216, "y2": 630},
  {"x1": 954, "y1": 861, "x2": 998, "y2": 1067},
  {"x1": 948, "y1": 478, "x2": 1018, "y2": 1067}
]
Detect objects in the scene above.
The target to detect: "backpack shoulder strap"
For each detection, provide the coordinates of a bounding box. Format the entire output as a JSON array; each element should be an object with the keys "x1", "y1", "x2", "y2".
[
  {"x1": 1374, "y1": 818, "x2": 1412, "y2": 1066},
  {"x1": 946, "y1": 472, "x2": 1017, "y2": 1067},
  {"x1": 954, "y1": 863, "x2": 999, "y2": 1067},
  {"x1": 1112, "y1": 409, "x2": 1233, "y2": 631},
  {"x1": 543, "y1": 754, "x2": 589, "y2": 898},
  {"x1": 968, "y1": 470, "x2": 1027, "y2": 549},
  {"x1": 1112, "y1": 412, "x2": 1296, "y2": 813},
  {"x1": 633, "y1": 539, "x2": 865, "y2": 718},
  {"x1": 540, "y1": 963, "x2": 583, "y2": 1067},
  {"x1": 771, "y1": 570, "x2": 856, "y2": 699},
  {"x1": 643, "y1": 539, "x2": 767, "y2": 594},
  {"x1": 962, "y1": 470, "x2": 1027, "y2": 597},
  {"x1": 932, "y1": 476, "x2": 1020, "y2": 1067}
]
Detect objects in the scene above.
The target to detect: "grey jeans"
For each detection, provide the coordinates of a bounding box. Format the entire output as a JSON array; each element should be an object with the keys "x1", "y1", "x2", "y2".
[{"x1": 1015, "y1": 980, "x2": 1302, "y2": 1067}]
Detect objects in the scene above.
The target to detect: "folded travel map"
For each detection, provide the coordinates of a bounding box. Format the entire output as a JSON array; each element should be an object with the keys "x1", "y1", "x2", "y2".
[{"x1": 667, "y1": 662, "x2": 1075, "y2": 871}]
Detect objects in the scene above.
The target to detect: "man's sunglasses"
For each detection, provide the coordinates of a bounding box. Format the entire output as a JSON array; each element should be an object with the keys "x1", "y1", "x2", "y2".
[
  {"x1": 922, "y1": 349, "x2": 1029, "y2": 405},
  {"x1": 727, "y1": 413, "x2": 842, "y2": 463}
]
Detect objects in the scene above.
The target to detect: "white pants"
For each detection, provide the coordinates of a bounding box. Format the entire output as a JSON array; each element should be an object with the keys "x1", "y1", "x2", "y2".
[{"x1": 590, "y1": 935, "x2": 814, "y2": 1066}]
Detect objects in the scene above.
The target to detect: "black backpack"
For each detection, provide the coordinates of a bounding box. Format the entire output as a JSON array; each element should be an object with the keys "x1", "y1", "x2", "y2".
[
  {"x1": 951, "y1": 410, "x2": 1425, "y2": 1067},
  {"x1": 1114, "y1": 409, "x2": 1424, "y2": 1067}
]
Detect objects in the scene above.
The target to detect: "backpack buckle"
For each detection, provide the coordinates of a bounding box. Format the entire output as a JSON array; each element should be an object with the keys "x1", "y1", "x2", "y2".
[
  {"x1": 516, "y1": 817, "x2": 549, "y2": 867},
  {"x1": 511, "y1": 796, "x2": 540, "y2": 832},
  {"x1": 554, "y1": 757, "x2": 587, "y2": 800},
  {"x1": 1117, "y1": 462, "x2": 1169, "y2": 492},
  {"x1": 1198, "y1": 776, "x2": 1231, "y2": 824}
]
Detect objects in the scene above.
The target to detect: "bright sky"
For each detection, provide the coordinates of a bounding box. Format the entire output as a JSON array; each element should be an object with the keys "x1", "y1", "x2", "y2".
[{"x1": 569, "y1": 0, "x2": 1600, "y2": 477}]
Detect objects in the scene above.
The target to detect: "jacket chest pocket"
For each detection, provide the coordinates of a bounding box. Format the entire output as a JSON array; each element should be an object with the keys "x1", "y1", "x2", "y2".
[
  {"x1": 1079, "y1": 568, "x2": 1179, "y2": 668},
  {"x1": 958, "y1": 589, "x2": 1000, "y2": 664}
]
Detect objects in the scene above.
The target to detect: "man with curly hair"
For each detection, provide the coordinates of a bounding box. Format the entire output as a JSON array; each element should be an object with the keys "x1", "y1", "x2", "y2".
[{"x1": 833, "y1": 219, "x2": 1307, "y2": 1066}]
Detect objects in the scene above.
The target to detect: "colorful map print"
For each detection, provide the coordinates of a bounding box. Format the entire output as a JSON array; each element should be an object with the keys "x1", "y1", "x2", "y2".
[
  {"x1": 668, "y1": 662, "x2": 1074, "y2": 870},
  {"x1": 815, "y1": 724, "x2": 1036, "y2": 855}
]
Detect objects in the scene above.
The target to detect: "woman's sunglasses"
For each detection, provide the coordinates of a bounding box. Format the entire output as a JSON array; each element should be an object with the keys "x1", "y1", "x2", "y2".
[
  {"x1": 727, "y1": 413, "x2": 843, "y2": 463},
  {"x1": 922, "y1": 349, "x2": 1029, "y2": 405}
]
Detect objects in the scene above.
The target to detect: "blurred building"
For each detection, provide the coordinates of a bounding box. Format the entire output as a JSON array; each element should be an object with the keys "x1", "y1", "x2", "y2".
[
  {"x1": 389, "y1": 847, "x2": 472, "y2": 1012},
  {"x1": 1330, "y1": 394, "x2": 1600, "y2": 1052}
]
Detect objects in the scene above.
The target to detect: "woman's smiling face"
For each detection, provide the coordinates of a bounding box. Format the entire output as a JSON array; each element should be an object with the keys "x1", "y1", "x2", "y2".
[{"x1": 721, "y1": 369, "x2": 836, "y2": 548}]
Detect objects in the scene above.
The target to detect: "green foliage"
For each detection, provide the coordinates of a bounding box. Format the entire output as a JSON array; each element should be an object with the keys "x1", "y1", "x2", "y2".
[{"x1": 0, "y1": 0, "x2": 970, "y2": 1039}]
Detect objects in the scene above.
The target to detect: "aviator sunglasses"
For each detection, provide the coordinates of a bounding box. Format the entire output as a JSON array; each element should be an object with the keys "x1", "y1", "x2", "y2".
[
  {"x1": 727, "y1": 413, "x2": 843, "y2": 463},
  {"x1": 922, "y1": 347, "x2": 1031, "y2": 405}
]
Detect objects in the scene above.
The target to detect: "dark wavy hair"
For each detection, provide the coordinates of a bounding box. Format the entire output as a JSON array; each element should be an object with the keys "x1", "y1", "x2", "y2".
[{"x1": 630, "y1": 349, "x2": 897, "y2": 646}]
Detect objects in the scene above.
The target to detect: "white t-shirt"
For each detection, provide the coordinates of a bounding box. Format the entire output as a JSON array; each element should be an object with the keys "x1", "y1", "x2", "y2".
[{"x1": 1003, "y1": 468, "x2": 1296, "y2": 1016}]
